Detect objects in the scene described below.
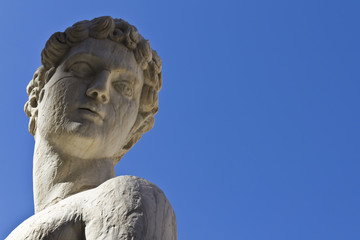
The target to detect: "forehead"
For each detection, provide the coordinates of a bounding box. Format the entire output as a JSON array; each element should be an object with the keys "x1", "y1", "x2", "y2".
[{"x1": 63, "y1": 38, "x2": 142, "y2": 77}]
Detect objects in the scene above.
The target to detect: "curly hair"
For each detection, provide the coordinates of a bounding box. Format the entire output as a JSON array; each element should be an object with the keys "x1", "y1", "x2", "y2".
[{"x1": 24, "y1": 16, "x2": 162, "y2": 163}]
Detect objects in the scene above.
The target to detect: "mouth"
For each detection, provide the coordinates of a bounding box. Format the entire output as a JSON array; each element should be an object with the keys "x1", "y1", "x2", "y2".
[{"x1": 78, "y1": 107, "x2": 104, "y2": 120}]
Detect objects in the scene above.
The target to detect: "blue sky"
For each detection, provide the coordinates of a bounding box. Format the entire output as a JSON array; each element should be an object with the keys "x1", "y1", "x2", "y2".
[{"x1": 0, "y1": 0, "x2": 359, "y2": 239}]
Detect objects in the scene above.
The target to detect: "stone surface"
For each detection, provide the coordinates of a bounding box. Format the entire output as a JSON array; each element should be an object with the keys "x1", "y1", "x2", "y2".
[
  {"x1": 7, "y1": 16, "x2": 176, "y2": 239},
  {"x1": 7, "y1": 176, "x2": 177, "y2": 240}
]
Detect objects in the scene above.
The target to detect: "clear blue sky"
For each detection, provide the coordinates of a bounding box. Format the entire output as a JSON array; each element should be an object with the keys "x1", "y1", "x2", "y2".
[{"x1": 0, "y1": 0, "x2": 359, "y2": 239}]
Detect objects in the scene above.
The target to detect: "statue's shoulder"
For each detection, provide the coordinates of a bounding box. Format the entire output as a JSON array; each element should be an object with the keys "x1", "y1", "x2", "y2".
[
  {"x1": 94, "y1": 175, "x2": 165, "y2": 196},
  {"x1": 83, "y1": 175, "x2": 177, "y2": 240},
  {"x1": 87, "y1": 175, "x2": 175, "y2": 221}
]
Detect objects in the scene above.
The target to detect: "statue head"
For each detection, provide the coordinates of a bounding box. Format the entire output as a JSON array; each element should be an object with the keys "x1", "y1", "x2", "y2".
[{"x1": 24, "y1": 16, "x2": 162, "y2": 164}]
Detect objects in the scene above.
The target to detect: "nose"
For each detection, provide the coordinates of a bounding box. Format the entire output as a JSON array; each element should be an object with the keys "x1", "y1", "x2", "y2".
[{"x1": 86, "y1": 70, "x2": 111, "y2": 104}]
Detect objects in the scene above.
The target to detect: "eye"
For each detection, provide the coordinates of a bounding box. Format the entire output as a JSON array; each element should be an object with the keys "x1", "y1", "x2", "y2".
[
  {"x1": 68, "y1": 62, "x2": 94, "y2": 78},
  {"x1": 113, "y1": 81, "x2": 133, "y2": 98}
]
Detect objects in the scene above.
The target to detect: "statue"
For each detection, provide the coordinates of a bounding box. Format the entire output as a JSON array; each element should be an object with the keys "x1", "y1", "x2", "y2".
[{"x1": 6, "y1": 16, "x2": 177, "y2": 240}]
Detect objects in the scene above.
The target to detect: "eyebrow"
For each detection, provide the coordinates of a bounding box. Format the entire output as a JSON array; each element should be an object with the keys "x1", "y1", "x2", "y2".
[
  {"x1": 64, "y1": 53, "x2": 102, "y2": 68},
  {"x1": 64, "y1": 52, "x2": 138, "y2": 80},
  {"x1": 112, "y1": 70, "x2": 137, "y2": 83}
]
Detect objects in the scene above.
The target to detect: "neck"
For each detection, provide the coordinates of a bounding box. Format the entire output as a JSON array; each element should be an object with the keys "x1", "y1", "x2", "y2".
[{"x1": 33, "y1": 135, "x2": 116, "y2": 213}]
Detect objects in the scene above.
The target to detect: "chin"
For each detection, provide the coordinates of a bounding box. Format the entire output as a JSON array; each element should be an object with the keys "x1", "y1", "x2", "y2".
[
  {"x1": 44, "y1": 123, "x2": 103, "y2": 158},
  {"x1": 65, "y1": 120, "x2": 98, "y2": 135}
]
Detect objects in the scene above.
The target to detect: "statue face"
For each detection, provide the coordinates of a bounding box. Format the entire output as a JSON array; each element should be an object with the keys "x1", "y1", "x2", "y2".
[{"x1": 36, "y1": 38, "x2": 144, "y2": 159}]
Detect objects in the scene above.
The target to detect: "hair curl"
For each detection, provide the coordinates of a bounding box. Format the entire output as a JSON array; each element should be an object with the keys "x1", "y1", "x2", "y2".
[{"x1": 24, "y1": 16, "x2": 162, "y2": 163}]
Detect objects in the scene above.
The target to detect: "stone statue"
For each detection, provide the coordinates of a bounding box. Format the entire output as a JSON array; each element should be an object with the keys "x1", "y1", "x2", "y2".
[{"x1": 6, "y1": 16, "x2": 177, "y2": 240}]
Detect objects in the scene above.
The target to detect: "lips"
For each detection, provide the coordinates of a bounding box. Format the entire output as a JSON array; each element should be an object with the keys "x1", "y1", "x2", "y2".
[{"x1": 78, "y1": 106, "x2": 104, "y2": 120}]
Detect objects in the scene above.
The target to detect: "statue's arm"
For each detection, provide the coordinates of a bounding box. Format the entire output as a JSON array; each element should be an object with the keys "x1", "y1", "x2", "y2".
[{"x1": 6, "y1": 198, "x2": 85, "y2": 240}]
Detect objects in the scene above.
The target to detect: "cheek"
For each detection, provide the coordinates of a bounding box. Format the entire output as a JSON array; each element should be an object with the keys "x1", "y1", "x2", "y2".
[
  {"x1": 107, "y1": 99, "x2": 138, "y2": 138},
  {"x1": 37, "y1": 85, "x2": 67, "y2": 135},
  {"x1": 102, "y1": 100, "x2": 138, "y2": 155},
  {"x1": 46, "y1": 78, "x2": 86, "y2": 106},
  {"x1": 40, "y1": 81, "x2": 66, "y2": 111},
  {"x1": 38, "y1": 80, "x2": 83, "y2": 126},
  {"x1": 43, "y1": 83, "x2": 71, "y2": 114},
  {"x1": 116, "y1": 99, "x2": 138, "y2": 124}
]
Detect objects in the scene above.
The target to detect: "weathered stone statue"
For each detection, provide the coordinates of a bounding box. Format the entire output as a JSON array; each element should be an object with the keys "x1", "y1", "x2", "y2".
[{"x1": 7, "y1": 16, "x2": 176, "y2": 240}]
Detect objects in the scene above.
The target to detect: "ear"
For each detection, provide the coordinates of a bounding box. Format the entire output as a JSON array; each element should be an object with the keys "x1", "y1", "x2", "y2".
[
  {"x1": 28, "y1": 88, "x2": 47, "y2": 135},
  {"x1": 25, "y1": 66, "x2": 49, "y2": 136},
  {"x1": 28, "y1": 114, "x2": 37, "y2": 136},
  {"x1": 38, "y1": 89, "x2": 45, "y2": 103},
  {"x1": 24, "y1": 99, "x2": 38, "y2": 136}
]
